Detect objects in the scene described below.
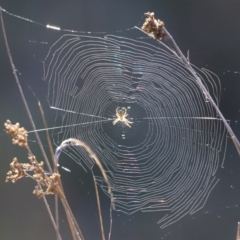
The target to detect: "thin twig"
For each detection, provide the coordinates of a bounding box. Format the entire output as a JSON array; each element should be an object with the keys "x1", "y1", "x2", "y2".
[
  {"x1": 55, "y1": 138, "x2": 116, "y2": 240},
  {"x1": 0, "y1": 8, "x2": 52, "y2": 173},
  {"x1": 0, "y1": 8, "x2": 63, "y2": 240},
  {"x1": 162, "y1": 26, "x2": 240, "y2": 156},
  {"x1": 141, "y1": 12, "x2": 240, "y2": 157},
  {"x1": 57, "y1": 188, "x2": 85, "y2": 240},
  {"x1": 38, "y1": 102, "x2": 60, "y2": 239},
  {"x1": 38, "y1": 101, "x2": 85, "y2": 240},
  {"x1": 93, "y1": 174, "x2": 105, "y2": 240},
  {"x1": 42, "y1": 193, "x2": 63, "y2": 240},
  {"x1": 55, "y1": 138, "x2": 114, "y2": 208}
]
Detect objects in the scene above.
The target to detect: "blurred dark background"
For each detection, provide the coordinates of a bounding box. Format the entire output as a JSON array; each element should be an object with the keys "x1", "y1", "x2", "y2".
[{"x1": 0, "y1": 0, "x2": 240, "y2": 240}]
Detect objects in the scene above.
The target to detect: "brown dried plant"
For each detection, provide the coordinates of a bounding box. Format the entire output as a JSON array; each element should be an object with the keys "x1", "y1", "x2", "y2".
[
  {"x1": 5, "y1": 120, "x2": 61, "y2": 198},
  {"x1": 4, "y1": 120, "x2": 85, "y2": 240},
  {"x1": 141, "y1": 12, "x2": 166, "y2": 40}
]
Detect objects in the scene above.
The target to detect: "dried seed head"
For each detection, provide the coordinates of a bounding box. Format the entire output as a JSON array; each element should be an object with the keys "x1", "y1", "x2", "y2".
[
  {"x1": 4, "y1": 120, "x2": 28, "y2": 147},
  {"x1": 6, "y1": 157, "x2": 27, "y2": 183},
  {"x1": 141, "y1": 12, "x2": 165, "y2": 40}
]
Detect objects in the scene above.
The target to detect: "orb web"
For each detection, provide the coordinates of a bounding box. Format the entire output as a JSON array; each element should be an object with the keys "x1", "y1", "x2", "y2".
[{"x1": 43, "y1": 30, "x2": 227, "y2": 228}]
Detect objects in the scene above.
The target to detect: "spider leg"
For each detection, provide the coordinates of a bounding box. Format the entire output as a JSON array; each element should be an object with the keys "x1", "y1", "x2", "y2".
[
  {"x1": 124, "y1": 119, "x2": 133, "y2": 128},
  {"x1": 126, "y1": 118, "x2": 133, "y2": 124},
  {"x1": 112, "y1": 119, "x2": 119, "y2": 125}
]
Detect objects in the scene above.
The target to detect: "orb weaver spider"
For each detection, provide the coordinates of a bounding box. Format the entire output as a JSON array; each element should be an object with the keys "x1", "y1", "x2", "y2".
[{"x1": 112, "y1": 107, "x2": 133, "y2": 128}]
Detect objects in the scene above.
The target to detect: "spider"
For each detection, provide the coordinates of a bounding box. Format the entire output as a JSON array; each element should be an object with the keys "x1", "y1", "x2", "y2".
[{"x1": 112, "y1": 107, "x2": 133, "y2": 128}]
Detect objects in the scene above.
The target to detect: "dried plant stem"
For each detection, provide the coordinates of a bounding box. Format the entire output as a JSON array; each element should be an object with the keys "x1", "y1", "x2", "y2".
[
  {"x1": 38, "y1": 101, "x2": 85, "y2": 240},
  {"x1": 1, "y1": 8, "x2": 82, "y2": 240},
  {"x1": 162, "y1": 26, "x2": 240, "y2": 156},
  {"x1": 42, "y1": 192, "x2": 63, "y2": 240},
  {"x1": 141, "y1": 12, "x2": 240, "y2": 157},
  {"x1": 56, "y1": 187, "x2": 85, "y2": 240},
  {"x1": 38, "y1": 102, "x2": 60, "y2": 238},
  {"x1": 0, "y1": 9, "x2": 63, "y2": 240},
  {"x1": 93, "y1": 175, "x2": 106, "y2": 240},
  {"x1": 5, "y1": 120, "x2": 63, "y2": 239},
  {"x1": 55, "y1": 138, "x2": 114, "y2": 240},
  {"x1": 0, "y1": 8, "x2": 52, "y2": 173},
  {"x1": 38, "y1": 102, "x2": 57, "y2": 172},
  {"x1": 56, "y1": 138, "x2": 113, "y2": 206},
  {"x1": 5, "y1": 120, "x2": 85, "y2": 240}
]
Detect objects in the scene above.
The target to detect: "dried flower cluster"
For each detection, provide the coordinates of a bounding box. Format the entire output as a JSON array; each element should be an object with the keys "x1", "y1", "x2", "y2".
[
  {"x1": 4, "y1": 120, "x2": 61, "y2": 198},
  {"x1": 141, "y1": 12, "x2": 165, "y2": 40},
  {"x1": 6, "y1": 157, "x2": 31, "y2": 182},
  {"x1": 4, "y1": 120, "x2": 28, "y2": 147},
  {"x1": 33, "y1": 172, "x2": 61, "y2": 198}
]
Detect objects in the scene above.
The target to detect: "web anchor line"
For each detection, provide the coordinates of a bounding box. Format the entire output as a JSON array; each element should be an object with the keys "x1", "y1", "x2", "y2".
[
  {"x1": 50, "y1": 106, "x2": 109, "y2": 120},
  {"x1": 142, "y1": 117, "x2": 220, "y2": 120},
  {"x1": 27, "y1": 119, "x2": 112, "y2": 133}
]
